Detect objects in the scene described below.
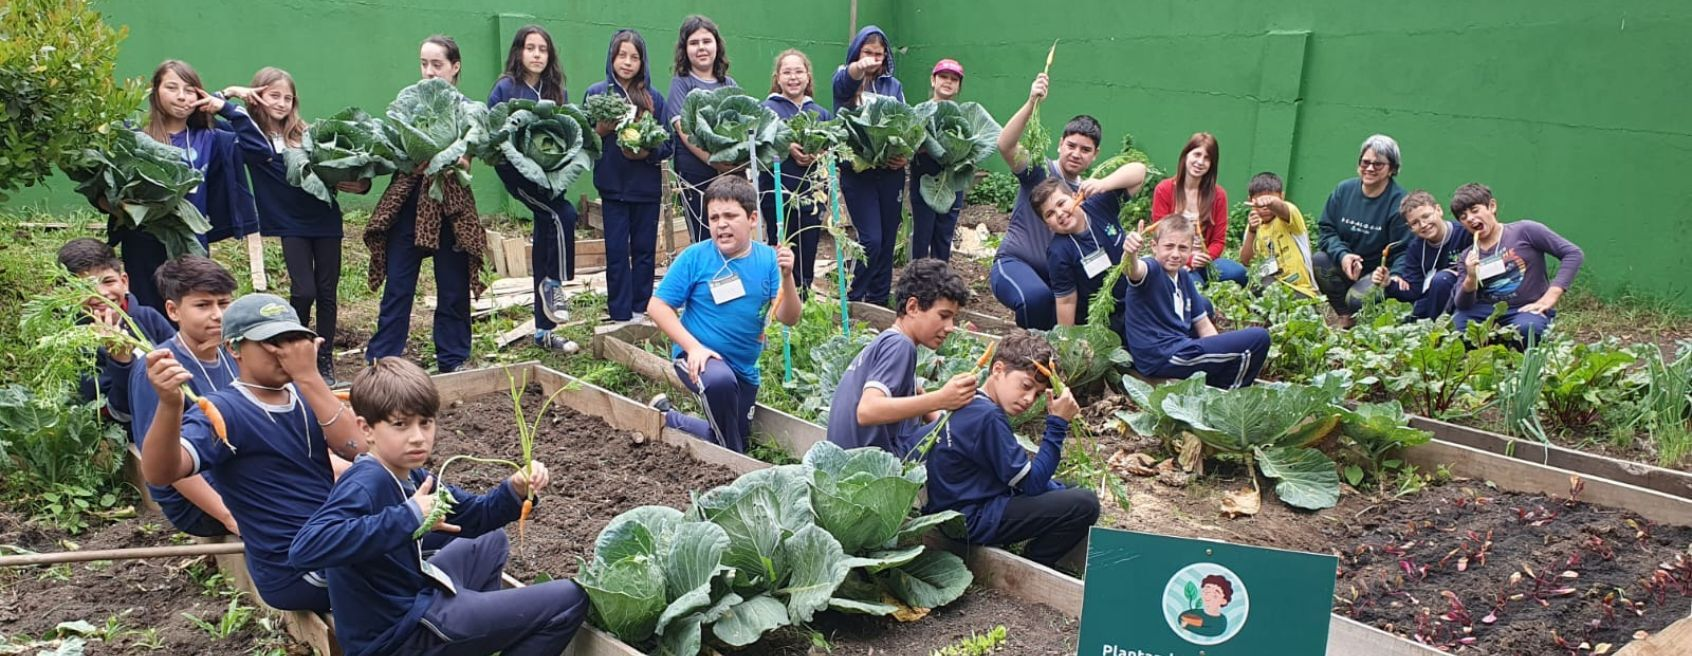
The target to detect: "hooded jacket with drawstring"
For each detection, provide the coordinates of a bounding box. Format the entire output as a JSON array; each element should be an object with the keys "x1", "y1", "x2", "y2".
[
  {"x1": 831, "y1": 25, "x2": 905, "y2": 113},
  {"x1": 584, "y1": 30, "x2": 673, "y2": 203}
]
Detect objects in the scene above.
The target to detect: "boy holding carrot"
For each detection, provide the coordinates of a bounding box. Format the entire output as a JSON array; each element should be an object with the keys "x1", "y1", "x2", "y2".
[
  {"x1": 826, "y1": 258, "x2": 976, "y2": 457},
  {"x1": 647, "y1": 176, "x2": 801, "y2": 454},
  {"x1": 1030, "y1": 165, "x2": 1149, "y2": 345},
  {"x1": 55, "y1": 238, "x2": 174, "y2": 429},
  {"x1": 140, "y1": 292, "x2": 362, "y2": 612},
  {"x1": 1371, "y1": 190, "x2": 1472, "y2": 320},
  {"x1": 1123, "y1": 216, "x2": 1271, "y2": 389},
  {"x1": 922, "y1": 331, "x2": 1095, "y2": 568},
  {"x1": 124, "y1": 256, "x2": 240, "y2": 537},
  {"x1": 290, "y1": 357, "x2": 587, "y2": 656},
  {"x1": 1237, "y1": 172, "x2": 1319, "y2": 298}
]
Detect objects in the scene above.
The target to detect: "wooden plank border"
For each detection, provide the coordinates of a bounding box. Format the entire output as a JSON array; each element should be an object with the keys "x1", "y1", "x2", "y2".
[{"x1": 1409, "y1": 415, "x2": 1692, "y2": 500}]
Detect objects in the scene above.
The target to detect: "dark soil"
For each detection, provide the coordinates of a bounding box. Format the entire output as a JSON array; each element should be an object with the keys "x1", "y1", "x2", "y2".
[
  {"x1": 1088, "y1": 393, "x2": 1692, "y2": 655},
  {"x1": 0, "y1": 508, "x2": 305, "y2": 654},
  {"x1": 958, "y1": 203, "x2": 1010, "y2": 234},
  {"x1": 433, "y1": 388, "x2": 1078, "y2": 654}
]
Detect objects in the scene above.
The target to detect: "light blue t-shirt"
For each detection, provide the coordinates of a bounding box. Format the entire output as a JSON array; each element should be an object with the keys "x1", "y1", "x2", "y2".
[{"x1": 655, "y1": 240, "x2": 782, "y2": 386}]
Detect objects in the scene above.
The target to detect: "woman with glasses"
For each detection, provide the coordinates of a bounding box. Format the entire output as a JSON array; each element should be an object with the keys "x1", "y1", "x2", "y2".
[{"x1": 1312, "y1": 134, "x2": 1410, "y2": 326}]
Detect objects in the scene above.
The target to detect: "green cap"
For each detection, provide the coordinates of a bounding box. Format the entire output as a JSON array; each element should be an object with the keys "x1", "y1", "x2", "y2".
[{"x1": 222, "y1": 293, "x2": 316, "y2": 344}]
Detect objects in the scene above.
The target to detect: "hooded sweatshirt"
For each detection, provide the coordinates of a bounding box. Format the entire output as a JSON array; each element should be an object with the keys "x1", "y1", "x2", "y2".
[
  {"x1": 761, "y1": 94, "x2": 832, "y2": 196},
  {"x1": 584, "y1": 30, "x2": 673, "y2": 203},
  {"x1": 831, "y1": 25, "x2": 904, "y2": 114}
]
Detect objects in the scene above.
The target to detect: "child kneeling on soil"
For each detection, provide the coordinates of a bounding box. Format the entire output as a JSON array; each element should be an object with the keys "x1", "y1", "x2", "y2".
[
  {"x1": 140, "y1": 293, "x2": 363, "y2": 613},
  {"x1": 290, "y1": 358, "x2": 588, "y2": 656},
  {"x1": 1449, "y1": 183, "x2": 1583, "y2": 345},
  {"x1": 647, "y1": 176, "x2": 802, "y2": 453},
  {"x1": 1030, "y1": 164, "x2": 1149, "y2": 345},
  {"x1": 1124, "y1": 216, "x2": 1271, "y2": 389},
  {"x1": 923, "y1": 331, "x2": 1096, "y2": 567},
  {"x1": 826, "y1": 258, "x2": 976, "y2": 457},
  {"x1": 1371, "y1": 190, "x2": 1472, "y2": 320}
]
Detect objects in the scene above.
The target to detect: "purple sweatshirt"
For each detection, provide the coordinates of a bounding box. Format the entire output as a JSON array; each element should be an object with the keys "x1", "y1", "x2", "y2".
[{"x1": 1453, "y1": 220, "x2": 1583, "y2": 311}]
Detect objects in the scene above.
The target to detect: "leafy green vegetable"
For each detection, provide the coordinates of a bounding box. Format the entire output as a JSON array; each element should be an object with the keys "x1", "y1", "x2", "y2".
[
  {"x1": 616, "y1": 112, "x2": 669, "y2": 152},
  {"x1": 912, "y1": 100, "x2": 1002, "y2": 213},
  {"x1": 583, "y1": 94, "x2": 634, "y2": 127},
  {"x1": 788, "y1": 111, "x2": 847, "y2": 156},
  {"x1": 840, "y1": 96, "x2": 926, "y2": 172},
  {"x1": 677, "y1": 87, "x2": 793, "y2": 166},
  {"x1": 1089, "y1": 133, "x2": 1165, "y2": 224},
  {"x1": 966, "y1": 171, "x2": 1017, "y2": 212},
  {"x1": 64, "y1": 128, "x2": 212, "y2": 258},
  {"x1": 283, "y1": 107, "x2": 398, "y2": 204},
  {"x1": 479, "y1": 99, "x2": 594, "y2": 198},
  {"x1": 383, "y1": 78, "x2": 488, "y2": 189}
]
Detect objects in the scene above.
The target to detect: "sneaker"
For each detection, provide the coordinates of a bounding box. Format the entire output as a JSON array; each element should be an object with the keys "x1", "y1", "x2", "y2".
[
  {"x1": 649, "y1": 393, "x2": 674, "y2": 414},
  {"x1": 539, "y1": 278, "x2": 571, "y2": 324},
  {"x1": 630, "y1": 311, "x2": 653, "y2": 326},
  {"x1": 534, "y1": 331, "x2": 580, "y2": 354}
]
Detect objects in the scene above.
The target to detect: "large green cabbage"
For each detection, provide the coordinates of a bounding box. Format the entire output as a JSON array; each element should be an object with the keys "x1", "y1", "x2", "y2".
[
  {"x1": 787, "y1": 111, "x2": 847, "y2": 157},
  {"x1": 64, "y1": 128, "x2": 211, "y2": 258},
  {"x1": 283, "y1": 107, "x2": 397, "y2": 204},
  {"x1": 839, "y1": 96, "x2": 926, "y2": 173},
  {"x1": 479, "y1": 99, "x2": 595, "y2": 198},
  {"x1": 676, "y1": 87, "x2": 793, "y2": 166},
  {"x1": 577, "y1": 443, "x2": 972, "y2": 654},
  {"x1": 913, "y1": 100, "x2": 1002, "y2": 213},
  {"x1": 382, "y1": 78, "x2": 487, "y2": 188}
]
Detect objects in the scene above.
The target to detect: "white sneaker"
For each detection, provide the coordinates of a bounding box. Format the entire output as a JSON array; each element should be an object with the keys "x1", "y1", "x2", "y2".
[{"x1": 630, "y1": 312, "x2": 654, "y2": 326}]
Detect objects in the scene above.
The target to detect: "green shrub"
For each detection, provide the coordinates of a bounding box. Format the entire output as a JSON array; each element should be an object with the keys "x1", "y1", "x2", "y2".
[
  {"x1": 0, "y1": 0, "x2": 145, "y2": 200},
  {"x1": 965, "y1": 171, "x2": 1017, "y2": 212}
]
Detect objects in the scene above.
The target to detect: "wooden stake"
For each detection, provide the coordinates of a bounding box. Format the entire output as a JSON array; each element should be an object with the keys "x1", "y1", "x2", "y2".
[
  {"x1": 0, "y1": 541, "x2": 245, "y2": 567},
  {"x1": 246, "y1": 233, "x2": 268, "y2": 291}
]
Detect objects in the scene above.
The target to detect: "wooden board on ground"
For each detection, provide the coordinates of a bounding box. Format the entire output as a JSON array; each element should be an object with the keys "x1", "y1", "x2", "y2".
[
  {"x1": 1401, "y1": 439, "x2": 1692, "y2": 526},
  {"x1": 1410, "y1": 415, "x2": 1692, "y2": 500},
  {"x1": 1616, "y1": 615, "x2": 1692, "y2": 656}
]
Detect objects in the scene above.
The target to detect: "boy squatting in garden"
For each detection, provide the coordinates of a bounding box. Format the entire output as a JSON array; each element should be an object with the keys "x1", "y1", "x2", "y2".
[
  {"x1": 140, "y1": 293, "x2": 363, "y2": 613},
  {"x1": 647, "y1": 176, "x2": 802, "y2": 454},
  {"x1": 290, "y1": 358, "x2": 587, "y2": 656},
  {"x1": 55, "y1": 238, "x2": 174, "y2": 433},
  {"x1": 826, "y1": 258, "x2": 978, "y2": 458},
  {"x1": 923, "y1": 331, "x2": 1099, "y2": 567},
  {"x1": 124, "y1": 256, "x2": 240, "y2": 538},
  {"x1": 1235, "y1": 172, "x2": 1318, "y2": 299},
  {"x1": 1123, "y1": 216, "x2": 1272, "y2": 390},
  {"x1": 1449, "y1": 183, "x2": 1583, "y2": 345},
  {"x1": 1030, "y1": 164, "x2": 1149, "y2": 346},
  {"x1": 1372, "y1": 189, "x2": 1473, "y2": 321}
]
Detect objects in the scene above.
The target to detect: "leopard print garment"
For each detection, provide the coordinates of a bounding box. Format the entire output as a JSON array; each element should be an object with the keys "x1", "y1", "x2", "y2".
[{"x1": 363, "y1": 172, "x2": 488, "y2": 298}]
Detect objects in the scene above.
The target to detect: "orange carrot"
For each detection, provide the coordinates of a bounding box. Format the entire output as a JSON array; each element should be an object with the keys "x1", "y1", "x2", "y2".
[
  {"x1": 333, "y1": 389, "x2": 351, "y2": 402},
  {"x1": 519, "y1": 497, "x2": 533, "y2": 547},
  {"x1": 1032, "y1": 359, "x2": 1066, "y2": 397},
  {"x1": 974, "y1": 341, "x2": 998, "y2": 371},
  {"x1": 196, "y1": 396, "x2": 230, "y2": 444}
]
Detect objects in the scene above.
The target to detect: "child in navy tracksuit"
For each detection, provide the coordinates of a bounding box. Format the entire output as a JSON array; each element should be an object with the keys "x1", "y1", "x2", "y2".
[
  {"x1": 487, "y1": 26, "x2": 581, "y2": 351},
  {"x1": 586, "y1": 29, "x2": 674, "y2": 323},
  {"x1": 366, "y1": 36, "x2": 482, "y2": 373},
  {"x1": 116, "y1": 60, "x2": 258, "y2": 314},
  {"x1": 125, "y1": 256, "x2": 239, "y2": 538},
  {"x1": 56, "y1": 239, "x2": 175, "y2": 430},
  {"x1": 221, "y1": 68, "x2": 366, "y2": 385},
  {"x1": 1124, "y1": 216, "x2": 1271, "y2": 389},
  {"x1": 647, "y1": 177, "x2": 802, "y2": 453},
  {"x1": 291, "y1": 358, "x2": 587, "y2": 656},
  {"x1": 910, "y1": 58, "x2": 967, "y2": 262},
  {"x1": 833, "y1": 25, "x2": 908, "y2": 307},
  {"x1": 1031, "y1": 167, "x2": 1148, "y2": 345},
  {"x1": 139, "y1": 293, "x2": 366, "y2": 612},
  {"x1": 924, "y1": 331, "x2": 1098, "y2": 567},
  {"x1": 761, "y1": 49, "x2": 832, "y2": 292},
  {"x1": 1373, "y1": 190, "x2": 1472, "y2": 320},
  {"x1": 667, "y1": 15, "x2": 739, "y2": 244}
]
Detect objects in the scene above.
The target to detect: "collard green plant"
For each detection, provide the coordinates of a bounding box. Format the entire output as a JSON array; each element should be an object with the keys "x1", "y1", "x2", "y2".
[
  {"x1": 283, "y1": 107, "x2": 398, "y2": 203},
  {"x1": 63, "y1": 129, "x2": 211, "y2": 258},
  {"x1": 583, "y1": 93, "x2": 634, "y2": 127},
  {"x1": 840, "y1": 96, "x2": 926, "y2": 172},
  {"x1": 677, "y1": 87, "x2": 793, "y2": 166},
  {"x1": 383, "y1": 78, "x2": 488, "y2": 190},
  {"x1": 0, "y1": 0, "x2": 145, "y2": 201},
  {"x1": 579, "y1": 443, "x2": 971, "y2": 654},
  {"x1": 788, "y1": 111, "x2": 847, "y2": 157},
  {"x1": 912, "y1": 100, "x2": 1002, "y2": 213},
  {"x1": 479, "y1": 99, "x2": 594, "y2": 198}
]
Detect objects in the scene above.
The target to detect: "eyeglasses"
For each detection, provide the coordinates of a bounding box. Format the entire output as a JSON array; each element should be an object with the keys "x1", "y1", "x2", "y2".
[{"x1": 1358, "y1": 159, "x2": 1390, "y2": 171}]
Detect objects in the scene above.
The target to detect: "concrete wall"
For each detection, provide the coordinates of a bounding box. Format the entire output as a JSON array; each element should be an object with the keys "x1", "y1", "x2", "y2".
[{"x1": 5, "y1": 1, "x2": 1689, "y2": 304}]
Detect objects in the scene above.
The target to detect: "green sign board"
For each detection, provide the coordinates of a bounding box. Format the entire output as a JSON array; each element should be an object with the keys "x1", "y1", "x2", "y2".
[{"x1": 1078, "y1": 527, "x2": 1338, "y2": 655}]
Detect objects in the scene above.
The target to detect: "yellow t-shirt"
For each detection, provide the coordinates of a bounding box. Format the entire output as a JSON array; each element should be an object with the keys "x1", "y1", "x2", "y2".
[{"x1": 1251, "y1": 201, "x2": 1318, "y2": 298}]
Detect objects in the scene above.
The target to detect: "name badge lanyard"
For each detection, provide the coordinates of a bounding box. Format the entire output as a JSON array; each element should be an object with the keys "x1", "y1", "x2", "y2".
[{"x1": 1068, "y1": 218, "x2": 1111, "y2": 279}]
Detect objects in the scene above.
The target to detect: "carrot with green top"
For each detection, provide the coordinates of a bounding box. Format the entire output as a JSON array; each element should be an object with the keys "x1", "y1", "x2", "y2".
[{"x1": 1032, "y1": 358, "x2": 1067, "y2": 397}]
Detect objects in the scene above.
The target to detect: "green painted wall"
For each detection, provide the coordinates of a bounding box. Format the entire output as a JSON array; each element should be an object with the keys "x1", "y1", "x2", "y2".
[{"x1": 5, "y1": 1, "x2": 1689, "y2": 304}]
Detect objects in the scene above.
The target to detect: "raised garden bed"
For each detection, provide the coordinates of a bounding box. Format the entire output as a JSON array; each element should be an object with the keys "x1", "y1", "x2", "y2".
[
  {"x1": 592, "y1": 328, "x2": 1692, "y2": 655},
  {"x1": 419, "y1": 363, "x2": 1082, "y2": 655}
]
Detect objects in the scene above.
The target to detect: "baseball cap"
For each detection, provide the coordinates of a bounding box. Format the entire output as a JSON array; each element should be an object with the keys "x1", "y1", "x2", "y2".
[
  {"x1": 222, "y1": 293, "x2": 316, "y2": 343},
  {"x1": 932, "y1": 59, "x2": 964, "y2": 78}
]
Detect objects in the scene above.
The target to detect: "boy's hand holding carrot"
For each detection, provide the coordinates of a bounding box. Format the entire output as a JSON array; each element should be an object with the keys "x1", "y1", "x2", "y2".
[
  {"x1": 144, "y1": 349, "x2": 194, "y2": 405},
  {"x1": 1048, "y1": 387, "x2": 1079, "y2": 422},
  {"x1": 511, "y1": 461, "x2": 551, "y2": 499}
]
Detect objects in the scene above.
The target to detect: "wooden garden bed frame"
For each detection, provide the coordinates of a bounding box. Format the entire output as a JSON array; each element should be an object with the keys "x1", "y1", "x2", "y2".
[{"x1": 592, "y1": 327, "x2": 1692, "y2": 655}]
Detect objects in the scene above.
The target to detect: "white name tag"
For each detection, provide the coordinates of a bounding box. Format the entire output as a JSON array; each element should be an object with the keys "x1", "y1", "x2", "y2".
[
  {"x1": 420, "y1": 560, "x2": 457, "y2": 595},
  {"x1": 1477, "y1": 253, "x2": 1507, "y2": 281},
  {"x1": 710, "y1": 273, "x2": 746, "y2": 304},
  {"x1": 1081, "y1": 249, "x2": 1110, "y2": 279}
]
